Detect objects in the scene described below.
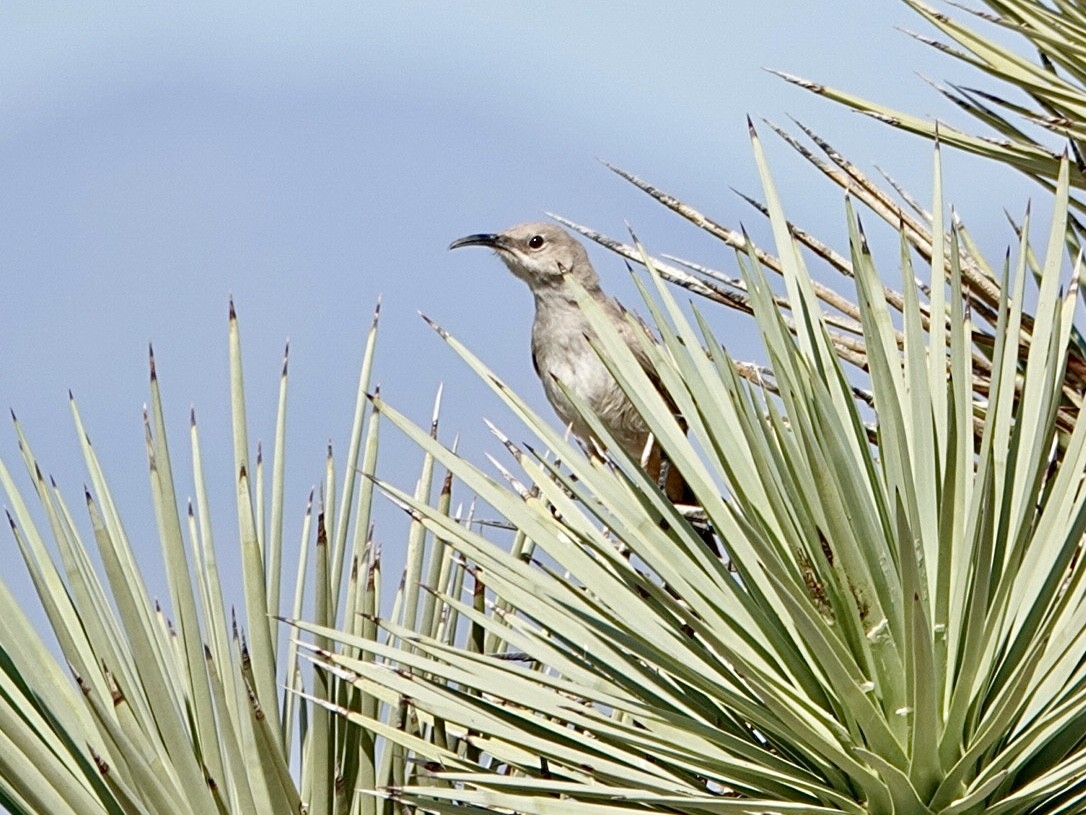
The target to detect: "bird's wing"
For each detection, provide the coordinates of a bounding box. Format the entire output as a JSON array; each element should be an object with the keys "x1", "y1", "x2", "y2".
[
  {"x1": 604, "y1": 299, "x2": 656, "y2": 373},
  {"x1": 603, "y1": 298, "x2": 700, "y2": 504},
  {"x1": 605, "y1": 298, "x2": 687, "y2": 432}
]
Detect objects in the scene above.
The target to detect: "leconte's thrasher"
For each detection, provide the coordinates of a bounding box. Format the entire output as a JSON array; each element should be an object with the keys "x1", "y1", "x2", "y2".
[{"x1": 449, "y1": 222, "x2": 715, "y2": 550}]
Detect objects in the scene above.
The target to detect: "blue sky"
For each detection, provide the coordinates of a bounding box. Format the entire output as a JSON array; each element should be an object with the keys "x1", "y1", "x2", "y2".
[{"x1": 0, "y1": 4, "x2": 1041, "y2": 634}]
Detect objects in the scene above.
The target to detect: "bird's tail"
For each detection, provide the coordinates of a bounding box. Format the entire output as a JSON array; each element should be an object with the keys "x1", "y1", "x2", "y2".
[{"x1": 661, "y1": 459, "x2": 719, "y2": 556}]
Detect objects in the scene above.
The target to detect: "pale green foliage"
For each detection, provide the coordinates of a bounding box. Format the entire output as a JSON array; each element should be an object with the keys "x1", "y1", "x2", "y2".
[
  {"x1": 4, "y1": 2, "x2": 1086, "y2": 814},
  {"x1": 0, "y1": 303, "x2": 452, "y2": 815},
  {"x1": 292, "y1": 133, "x2": 1086, "y2": 813},
  {"x1": 778, "y1": 0, "x2": 1086, "y2": 209}
]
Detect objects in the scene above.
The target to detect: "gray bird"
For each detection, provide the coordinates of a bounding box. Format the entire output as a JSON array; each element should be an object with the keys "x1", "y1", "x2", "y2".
[{"x1": 448, "y1": 222, "x2": 695, "y2": 508}]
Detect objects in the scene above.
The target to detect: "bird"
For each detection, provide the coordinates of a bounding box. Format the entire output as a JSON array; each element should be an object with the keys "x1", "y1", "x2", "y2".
[{"x1": 449, "y1": 222, "x2": 715, "y2": 550}]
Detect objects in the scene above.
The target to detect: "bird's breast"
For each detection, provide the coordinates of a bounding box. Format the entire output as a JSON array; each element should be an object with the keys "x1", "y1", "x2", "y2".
[
  {"x1": 530, "y1": 310, "x2": 648, "y2": 454},
  {"x1": 533, "y1": 330, "x2": 611, "y2": 416}
]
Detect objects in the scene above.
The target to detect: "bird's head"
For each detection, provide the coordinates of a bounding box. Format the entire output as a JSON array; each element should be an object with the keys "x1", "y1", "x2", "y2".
[{"x1": 449, "y1": 222, "x2": 600, "y2": 293}]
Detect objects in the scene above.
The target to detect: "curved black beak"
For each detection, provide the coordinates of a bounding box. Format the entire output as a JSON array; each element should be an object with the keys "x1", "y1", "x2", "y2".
[{"x1": 448, "y1": 233, "x2": 503, "y2": 251}]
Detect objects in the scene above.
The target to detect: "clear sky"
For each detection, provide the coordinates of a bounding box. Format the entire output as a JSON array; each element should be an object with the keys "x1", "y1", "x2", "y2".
[{"x1": 0, "y1": 4, "x2": 1041, "y2": 636}]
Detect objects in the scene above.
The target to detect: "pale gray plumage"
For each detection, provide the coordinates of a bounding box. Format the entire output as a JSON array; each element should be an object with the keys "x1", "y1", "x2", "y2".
[{"x1": 448, "y1": 222, "x2": 685, "y2": 502}]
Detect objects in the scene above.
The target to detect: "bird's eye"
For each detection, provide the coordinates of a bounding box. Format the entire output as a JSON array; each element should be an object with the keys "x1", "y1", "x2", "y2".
[{"x1": 528, "y1": 235, "x2": 545, "y2": 250}]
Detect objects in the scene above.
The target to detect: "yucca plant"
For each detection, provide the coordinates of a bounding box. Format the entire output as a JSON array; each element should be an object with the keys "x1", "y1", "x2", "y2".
[
  {"x1": 288, "y1": 128, "x2": 1086, "y2": 812},
  {"x1": 0, "y1": 302, "x2": 480, "y2": 814},
  {"x1": 778, "y1": 0, "x2": 1086, "y2": 209},
  {"x1": 4, "y1": 1, "x2": 1086, "y2": 814}
]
